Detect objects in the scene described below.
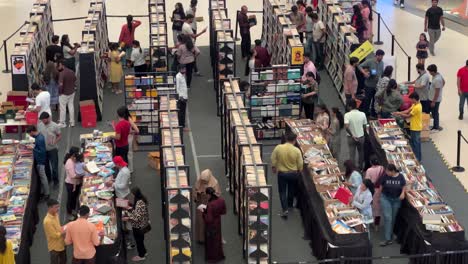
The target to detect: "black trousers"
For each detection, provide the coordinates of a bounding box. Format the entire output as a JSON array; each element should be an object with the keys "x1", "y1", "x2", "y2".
[
  {"x1": 240, "y1": 32, "x2": 251, "y2": 58},
  {"x1": 45, "y1": 148, "x2": 59, "y2": 184},
  {"x1": 133, "y1": 228, "x2": 147, "y2": 258},
  {"x1": 66, "y1": 183, "x2": 81, "y2": 215},
  {"x1": 177, "y1": 99, "x2": 187, "y2": 128},
  {"x1": 115, "y1": 145, "x2": 129, "y2": 163},
  {"x1": 361, "y1": 86, "x2": 377, "y2": 116},
  {"x1": 134, "y1": 64, "x2": 147, "y2": 77},
  {"x1": 183, "y1": 62, "x2": 195, "y2": 87},
  {"x1": 303, "y1": 102, "x2": 315, "y2": 120}
]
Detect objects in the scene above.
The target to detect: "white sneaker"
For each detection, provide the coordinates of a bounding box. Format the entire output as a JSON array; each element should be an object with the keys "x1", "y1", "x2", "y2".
[
  {"x1": 58, "y1": 123, "x2": 67, "y2": 128},
  {"x1": 400, "y1": 3, "x2": 404, "y2": 7},
  {"x1": 69, "y1": 123, "x2": 75, "y2": 127}
]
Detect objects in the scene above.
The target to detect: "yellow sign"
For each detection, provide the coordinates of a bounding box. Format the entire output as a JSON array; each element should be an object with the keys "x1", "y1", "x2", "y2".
[
  {"x1": 291, "y1": 46, "x2": 304, "y2": 65},
  {"x1": 349, "y1": 40, "x2": 374, "y2": 62}
]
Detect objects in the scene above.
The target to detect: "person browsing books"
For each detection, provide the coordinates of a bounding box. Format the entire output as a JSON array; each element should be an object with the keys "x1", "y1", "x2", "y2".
[
  {"x1": 107, "y1": 156, "x2": 130, "y2": 199},
  {"x1": 64, "y1": 146, "x2": 81, "y2": 220},
  {"x1": 38, "y1": 112, "x2": 62, "y2": 187},
  {"x1": 344, "y1": 99, "x2": 367, "y2": 169},
  {"x1": 111, "y1": 106, "x2": 132, "y2": 163},
  {"x1": 27, "y1": 125, "x2": 49, "y2": 200},
  {"x1": 65, "y1": 205, "x2": 103, "y2": 263}
]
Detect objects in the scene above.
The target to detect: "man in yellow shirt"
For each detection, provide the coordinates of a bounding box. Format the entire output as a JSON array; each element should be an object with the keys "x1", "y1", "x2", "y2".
[
  {"x1": 393, "y1": 92, "x2": 422, "y2": 161},
  {"x1": 43, "y1": 198, "x2": 66, "y2": 264},
  {"x1": 271, "y1": 132, "x2": 304, "y2": 218}
]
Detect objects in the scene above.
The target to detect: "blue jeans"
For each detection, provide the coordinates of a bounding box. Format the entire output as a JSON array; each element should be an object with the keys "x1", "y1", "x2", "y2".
[
  {"x1": 459, "y1": 92, "x2": 468, "y2": 115},
  {"x1": 277, "y1": 172, "x2": 299, "y2": 211},
  {"x1": 380, "y1": 194, "x2": 401, "y2": 241},
  {"x1": 305, "y1": 37, "x2": 314, "y2": 55},
  {"x1": 430, "y1": 101, "x2": 440, "y2": 129},
  {"x1": 410, "y1": 130, "x2": 421, "y2": 161}
]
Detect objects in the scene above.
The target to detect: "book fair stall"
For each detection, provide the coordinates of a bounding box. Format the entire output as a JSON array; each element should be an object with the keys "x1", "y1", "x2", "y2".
[
  {"x1": 286, "y1": 119, "x2": 372, "y2": 263},
  {"x1": 79, "y1": 132, "x2": 126, "y2": 263},
  {"x1": 368, "y1": 119, "x2": 468, "y2": 263}
]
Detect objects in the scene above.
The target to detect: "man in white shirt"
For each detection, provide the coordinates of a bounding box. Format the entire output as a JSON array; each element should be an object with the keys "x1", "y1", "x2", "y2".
[
  {"x1": 181, "y1": 14, "x2": 206, "y2": 41},
  {"x1": 32, "y1": 83, "x2": 52, "y2": 119},
  {"x1": 344, "y1": 99, "x2": 368, "y2": 169},
  {"x1": 176, "y1": 65, "x2": 188, "y2": 128},
  {"x1": 311, "y1": 13, "x2": 326, "y2": 69}
]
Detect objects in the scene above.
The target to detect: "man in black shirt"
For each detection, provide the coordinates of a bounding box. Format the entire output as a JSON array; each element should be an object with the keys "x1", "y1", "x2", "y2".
[
  {"x1": 238, "y1": 5, "x2": 252, "y2": 59},
  {"x1": 46, "y1": 35, "x2": 63, "y2": 62},
  {"x1": 424, "y1": 0, "x2": 445, "y2": 56}
]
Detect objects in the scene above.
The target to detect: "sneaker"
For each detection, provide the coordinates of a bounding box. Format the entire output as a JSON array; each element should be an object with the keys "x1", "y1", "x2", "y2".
[
  {"x1": 58, "y1": 123, "x2": 67, "y2": 128},
  {"x1": 380, "y1": 240, "x2": 393, "y2": 247},
  {"x1": 279, "y1": 210, "x2": 289, "y2": 219},
  {"x1": 400, "y1": 3, "x2": 404, "y2": 7},
  {"x1": 127, "y1": 243, "x2": 136, "y2": 250},
  {"x1": 69, "y1": 123, "x2": 75, "y2": 128},
  {"x1": 131, "y1": 256, "x2": 146, "y2": 262},
  {"x1": 459, "y1": 114, "x2": 463, "y2": 120},
  {"x1": 222, "y1": 239, "x2": 227, "y2": 244},
  {"x1": 430, "y1": 126, "x2": 443, "y2": 131}
]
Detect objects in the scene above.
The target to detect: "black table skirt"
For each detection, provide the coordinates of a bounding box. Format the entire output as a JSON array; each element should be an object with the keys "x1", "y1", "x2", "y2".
[
  {"x1": 367, "y1": 131, "x2": 468, "y2": 264},
  {"x1": 95, "y1": 203, "x2": 127, "y2": 264},
  {"x1": 298, "y1": 169, "x2": 372, "y2": 264}
]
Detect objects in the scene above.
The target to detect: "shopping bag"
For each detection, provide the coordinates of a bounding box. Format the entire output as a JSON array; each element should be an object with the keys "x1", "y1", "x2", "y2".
[{"x1": 334, "y1": 187, "x2": 353, "y2": 204}]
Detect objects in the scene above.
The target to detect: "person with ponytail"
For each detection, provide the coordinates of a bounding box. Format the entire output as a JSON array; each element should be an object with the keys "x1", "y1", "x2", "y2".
[
  {"x1": 378, "y1": 164, "x2": 406, "y2": 247},
  {"x1": 329, "y1": 107, "x2": 344, "y2": 158},
  {"x1": 130, "y1": 40, "x2": 147, "y2": 77},
  {"x1": 0, "y1": 226, "x2": 14, "y2": 263},
  {"x1": 375, "y1": 79, "x2": 403, "y2": 118},
  {"x1": 64, "y1": 146, "x2": 81, "y2": 220},
  {"x1": 119, "y1": 15, "x2": 142, "y2": 67}
]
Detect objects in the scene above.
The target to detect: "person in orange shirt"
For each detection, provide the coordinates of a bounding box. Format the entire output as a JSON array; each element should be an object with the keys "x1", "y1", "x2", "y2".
[{"x1": 65, "y1": 205, "x2": 102, "y2": 264}]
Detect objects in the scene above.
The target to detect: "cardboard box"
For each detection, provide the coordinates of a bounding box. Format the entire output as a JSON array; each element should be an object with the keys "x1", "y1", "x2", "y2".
[{"x1": 148, "y1": 151, "x2": 160, "y2": 170}]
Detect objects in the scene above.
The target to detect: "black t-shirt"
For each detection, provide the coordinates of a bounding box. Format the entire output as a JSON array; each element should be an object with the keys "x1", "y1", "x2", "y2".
[
  {"x1": 172, "y1": 10, "x2": 186, "y2": 31},
  {"x1": 46, "y1": 44, "x2": 63, "y2": 62},
  {"x1": 379, "y1": 173, "x2": 406, "y2": 198},
  {"x1": 425, "y1": 7, "x2": 443, "y2": 30}
]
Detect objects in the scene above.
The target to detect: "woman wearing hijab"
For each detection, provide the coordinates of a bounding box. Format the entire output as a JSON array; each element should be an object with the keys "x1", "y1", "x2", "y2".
[
  {"x1": 193, "y1": 169, "x2": 220, "y2": 243},
  {"x1": 202, "y1": 187, "x2": 226, "y2": 263}
]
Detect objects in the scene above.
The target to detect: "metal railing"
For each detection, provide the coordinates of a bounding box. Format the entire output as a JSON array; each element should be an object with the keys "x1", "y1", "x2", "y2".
[{"x1": 272, "y1": 249, "x2": 468, "y2": 263}]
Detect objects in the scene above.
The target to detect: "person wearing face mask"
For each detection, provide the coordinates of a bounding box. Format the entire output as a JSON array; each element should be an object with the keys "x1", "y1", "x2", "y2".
[
  {"x1": 57, "y1": 59, "x2": 77, "y2": 128},
  {"x1": 193, "y1": 169, "x2": 221, "y2": 243},
  {"x1": 406, "y1": 63, "x2": 430, "y2": 114},
  {"x1": 358, "y1": 49, "x2": 385, "y2": 117}
]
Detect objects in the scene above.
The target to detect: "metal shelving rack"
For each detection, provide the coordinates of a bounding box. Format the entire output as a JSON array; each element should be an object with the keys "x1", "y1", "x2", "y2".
[
  {"x1": 148, "y1": 0, "x2": 169, "y2": 72},
  {"x1": 158, "y1": 93, "x2": 193, "y2": 264},
  {"x1": 78, "y1": 0, "x2": 109, "y2": 121},
  {"x1": 209, "y1": 0, "x2": 236, "y2": 116},
  {"x1": 221, "y1": 78, "x2": 272, "y2": 264},
  {"x1": 11, "y1": 0, "x2": 54, "y2": 91},
  {"x1": 262, "y1": 0, "x2": 304, "y2": 66},
  {"x1": 249, "y1": 65, "x2": 302, "y2": 140},
  {"x1": 123, "y1": 73, "x2": 175, "y2": 146}
]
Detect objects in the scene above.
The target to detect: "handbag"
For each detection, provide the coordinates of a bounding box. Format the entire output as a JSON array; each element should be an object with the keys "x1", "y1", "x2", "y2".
[{"x1": 141, "y1": 223, "x2": 152, "y2": 234}]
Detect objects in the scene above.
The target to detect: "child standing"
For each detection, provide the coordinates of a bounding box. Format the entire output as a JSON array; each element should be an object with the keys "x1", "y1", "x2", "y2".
[{"x1": 416, "y1": 33, "x2": 429, "y2": 66}]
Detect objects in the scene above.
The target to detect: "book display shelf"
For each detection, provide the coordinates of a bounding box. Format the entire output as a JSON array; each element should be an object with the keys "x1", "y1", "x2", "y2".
[
  {"x1": 286, "y1": 119, "x2": 370, "y2": 234},
  {"x1": 285, "y1": 119, "x2": 372, "y2": 261},
  {"x1": 221, "y1": 78, "x2": 272, "y2": 263},
  {"x1": 209, "y1": 0, "x2": 236, "y2": 116},
  {"x1": 124, "y1": 73, "x2": 175, "y2": 146},
  {"x1": 369, "y1": 120, "x2": 464, "y2": 233},
  {"x1": 262, "y1": 0, "x2": 304, "y2": 66},
  {"x1": 148, "y1": 0, "x2": 169, "y2": 72},
  {"x1": 158, "y1": 94, "x2": 193, "y2": 264},
  {"x1": 78, "y1": 0, "x2": 109, "y2": 121},
  {"x1": 249, "y1": 65, "x2": 302, "y2": 140},
  {"x1": 11, "y1": 0, "x2": 54, "y2": 91},
  {"x1": 318, "y1": 0, "x2": 360, "y2": 103}
]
